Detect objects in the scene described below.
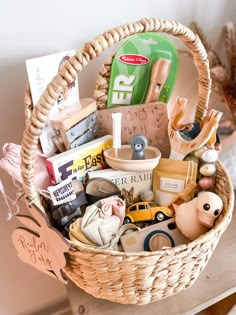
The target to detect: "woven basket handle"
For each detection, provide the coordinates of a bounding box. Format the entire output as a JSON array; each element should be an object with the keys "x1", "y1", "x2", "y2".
[{"x1": 21, "y1": 18, "x2": 211, "y2": 209}]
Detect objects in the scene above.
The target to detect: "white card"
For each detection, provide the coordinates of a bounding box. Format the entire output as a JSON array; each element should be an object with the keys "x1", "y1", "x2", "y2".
[
  {"x1": 48, "y1": 178, "x2": 76, "y2": 206},
  {"x1": 26, "y1": 50, "x2": 80, "y2": 156}
]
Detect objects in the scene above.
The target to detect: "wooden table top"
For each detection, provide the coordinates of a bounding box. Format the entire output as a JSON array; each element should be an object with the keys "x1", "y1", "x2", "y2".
[{"x1": 67, "y1": 204, "x2": 236, "y2": 315}]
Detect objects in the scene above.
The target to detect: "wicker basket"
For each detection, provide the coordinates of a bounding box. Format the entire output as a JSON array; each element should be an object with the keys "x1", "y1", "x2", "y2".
[{"x1": 21, "y1": 18, "x2": 234, "y2": 305}]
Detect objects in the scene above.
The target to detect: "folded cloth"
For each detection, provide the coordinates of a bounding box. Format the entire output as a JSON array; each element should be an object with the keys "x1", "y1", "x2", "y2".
[
  {"x1": 69, "y1": 218, "x2": 96, "y2": 246},
  {"x1": 69, "y1": 219, "x2": 139, "y2": 252},
  {"x1": 0, "y1": 143, "x2": 50, "y2": 191},
  {"x1": 69, "y1": 196, "x2": 125, "y2": 248},
  {"x1": 82, "y1": 195, "x2": 125, "y2": 225}
]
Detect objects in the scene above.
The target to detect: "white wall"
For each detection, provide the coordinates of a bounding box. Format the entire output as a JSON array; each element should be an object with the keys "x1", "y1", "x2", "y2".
[{"x1": 0, "y1": 1, "x2": 235, "y2": 314}]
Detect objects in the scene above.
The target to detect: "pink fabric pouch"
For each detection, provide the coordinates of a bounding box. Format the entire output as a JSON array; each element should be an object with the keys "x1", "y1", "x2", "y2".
[{"x1": 0, "y1": 143, "x2": 50, "y2": 191}]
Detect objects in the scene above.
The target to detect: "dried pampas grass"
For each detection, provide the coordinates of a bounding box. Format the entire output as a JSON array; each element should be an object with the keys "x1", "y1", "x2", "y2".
[{"x1": 190, "y1": 21, "x2": 236, "y2": 125}]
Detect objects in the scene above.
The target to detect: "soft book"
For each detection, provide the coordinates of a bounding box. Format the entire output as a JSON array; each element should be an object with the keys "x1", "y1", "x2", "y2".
[
  {"x1": 87, "y1": 168, "x2": 153, "y2": 206},
  {"x1": 47, "y1": 135, "x2": 113, "y2": 185}
]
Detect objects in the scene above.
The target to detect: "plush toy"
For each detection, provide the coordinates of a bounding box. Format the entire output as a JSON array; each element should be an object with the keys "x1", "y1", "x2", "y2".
[{"x1": 174, "y1": 191, "x2": 223, "y2": 240}]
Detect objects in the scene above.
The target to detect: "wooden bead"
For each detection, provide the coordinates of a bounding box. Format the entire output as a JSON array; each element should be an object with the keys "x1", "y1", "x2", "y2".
[{"x1": 198, "y1": 176, "x2": 214, "y2": 189}]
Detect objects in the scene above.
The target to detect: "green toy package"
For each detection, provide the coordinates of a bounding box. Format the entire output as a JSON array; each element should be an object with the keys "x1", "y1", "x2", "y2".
[{"x1": 107, "y1": 33, "x2": 179, "y2": 108}]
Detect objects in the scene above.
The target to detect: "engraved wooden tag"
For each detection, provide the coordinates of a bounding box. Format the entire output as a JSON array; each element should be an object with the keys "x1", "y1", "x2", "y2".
[{"x1": 12, "y1": 198, "x2": 70, "y2": 283}]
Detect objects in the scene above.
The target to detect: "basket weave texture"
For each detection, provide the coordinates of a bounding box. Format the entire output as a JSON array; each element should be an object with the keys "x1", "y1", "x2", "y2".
[{"x1": 22, "y1": 18, "x2": 234, "y2": 305}]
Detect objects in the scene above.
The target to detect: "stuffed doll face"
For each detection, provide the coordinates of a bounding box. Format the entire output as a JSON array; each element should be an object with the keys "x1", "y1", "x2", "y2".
[{"x1": 196, "y1": 192, "x2": 223, "y2": 228}]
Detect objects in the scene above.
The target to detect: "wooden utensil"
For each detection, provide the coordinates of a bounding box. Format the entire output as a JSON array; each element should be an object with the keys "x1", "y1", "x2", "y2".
[{"x1": 168, "y1": 180, "x2": 197, "y2": 210}]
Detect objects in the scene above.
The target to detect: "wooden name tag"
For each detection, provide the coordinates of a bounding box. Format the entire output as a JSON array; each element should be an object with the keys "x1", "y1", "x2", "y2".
[{"x1": 12, "y1": 199, "x2": 70, "y2": 283}]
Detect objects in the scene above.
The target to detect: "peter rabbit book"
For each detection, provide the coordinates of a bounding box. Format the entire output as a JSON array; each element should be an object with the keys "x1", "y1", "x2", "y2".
[
  {"x1": 46, "y1": 135, "x2": 113, "y2": 185},
  {"x1": 87, "y1": 168, "x2": 153, "y2": 206},
  {"x1": 26, "y1": 50, "x2": 80, "y2": 156}
]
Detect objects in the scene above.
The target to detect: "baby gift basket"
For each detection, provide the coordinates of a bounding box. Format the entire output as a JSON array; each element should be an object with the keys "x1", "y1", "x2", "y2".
[{"x1": 16, "y1": 18, "x2": 234, "y2": 305}]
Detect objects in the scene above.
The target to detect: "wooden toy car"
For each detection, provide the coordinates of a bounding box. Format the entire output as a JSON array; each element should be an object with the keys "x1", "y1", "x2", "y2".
[{"x1": 124, "y1": 201, "x2": 174, "y2": 224}]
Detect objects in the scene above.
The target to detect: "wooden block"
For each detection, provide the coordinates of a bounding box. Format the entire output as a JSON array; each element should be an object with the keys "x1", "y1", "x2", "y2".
[
  {"x1": 51, "y1": 98, "x2": 97, "y2": 131},
  {"x1": 51, "y1": 98, "x2": 97, "y2": 150}
]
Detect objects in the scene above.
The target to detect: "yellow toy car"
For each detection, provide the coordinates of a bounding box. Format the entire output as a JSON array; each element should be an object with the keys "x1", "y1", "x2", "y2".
[{"x1": 124, "y1": 201, "x2": 174, "y2": 224}]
